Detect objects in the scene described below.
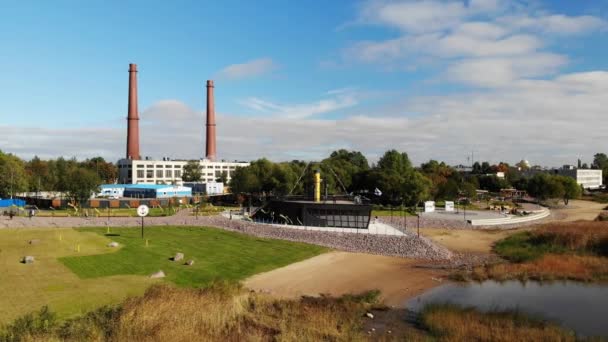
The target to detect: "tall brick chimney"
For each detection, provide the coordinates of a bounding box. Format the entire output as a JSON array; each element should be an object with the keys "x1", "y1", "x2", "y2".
[
  {"x1": 126, "y1": 63, "x2": 140, "y2": 160},
  {"x1": 205, "y1": 80, "x2": 216, "y2": 161}
]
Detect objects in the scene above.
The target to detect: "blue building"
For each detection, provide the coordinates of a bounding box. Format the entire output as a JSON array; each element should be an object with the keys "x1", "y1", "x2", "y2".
[
  {"x1": 122, "y1": 185, "x2": 192, "y2": 199},
  {"x1": 98, "y1": 184, "x2": 192, "y2": 199}
]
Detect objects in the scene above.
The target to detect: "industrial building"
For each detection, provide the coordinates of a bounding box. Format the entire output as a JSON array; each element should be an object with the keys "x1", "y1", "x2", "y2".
[
  {"x1": 117, "y1": 64, "x2": 249, "y2": 185},
  {"x1": 117, "y1": 159, "x2": 246, "y2": 185},
  {"x1": 558, "y1": 168, "x2": 603, "y2": 190}
]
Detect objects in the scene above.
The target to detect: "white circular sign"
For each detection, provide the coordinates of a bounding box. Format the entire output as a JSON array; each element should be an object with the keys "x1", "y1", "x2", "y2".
[{"x1": 137, "y1": 205, "x2": 149, "y2": 217}]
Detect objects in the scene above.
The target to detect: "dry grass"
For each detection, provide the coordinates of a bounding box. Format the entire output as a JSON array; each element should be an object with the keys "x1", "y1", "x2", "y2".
[
  {"x1": 4, "y1": 284, "x2": 594, "y2": 342},
  {"x1": 455, "y1": 221, "x2": 608, "y2": 282},
  {"x1": 532, "y1": 221, "x2": 608, "y2": 254},
  {"x1": 420, "y1": 304, "x2": 577, "y2": 342},
  {"x1": 2, "y1": 283, "x2": 377, "y2": 342},
  {"x1": 466, "y1": 254, "x2": 608, "y2": 282}
]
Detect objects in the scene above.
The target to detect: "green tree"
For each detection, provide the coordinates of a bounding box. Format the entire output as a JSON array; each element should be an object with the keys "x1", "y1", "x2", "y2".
[
  {"x1": 25, "y1": 156, "x2": 53, "y2": 192},
  {"x1": 0, "y1": 151, "x2": 28, "y2": 198},
  {"x1": 557, "y1": 176, "x2": 582, "y2": 205},
  {"x1": 182, "y1": 160, "x2": 202, "y2": 182},
  {"x1": 481, "y1": 161, "x2": 491, "y2": 174},
  {"x1": 376, "y1": 150, "x2": 412, "y2": 174},
  {"x1": 472, "y1": 162, "x2": 482, "y2": 174},
  {"x1": 229, "y1": 166, "x2": 261, "y2": 194},
  {"x1": 321, "y1": 150, "x2": 369, "y2": 193},
  {"x1": 64, "y1": 167, "x2": 101, "y2": 206},
  {"x1": 527, "y1": 173, "x2": 565, "y2": 203},
  {"x1": 228, "y1": 159, "x2": 297, "y2": 196},
  {"x1": 420, "y1": 160, "x2": 454, "y2": 199},
  {"x1": 216, "y1": 171, "x2": 228, "y2": 184},
  {"x1": 402, "y1": 171, "x2": 432, "y2": 206},
  {"x1": 592, "y1": 153, "x2": 608, "y2": 185},
  {"x1": 80, "y1": 157, "x2": 118, "y2": 183},
  {"x1": 592, "y1": 153, "x2": 608, "y2": 169}
]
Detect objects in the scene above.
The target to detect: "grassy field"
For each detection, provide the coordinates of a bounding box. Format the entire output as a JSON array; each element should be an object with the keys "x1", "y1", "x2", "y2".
[
  {"x1": 0, "y1": 228, "x2": 152, "y2": 324},
  {"x1": 0, "y1": 227, "x2": 326, "y2": 325},
  {"x1": 455, "y1": 221, "x2": 608, "y2": 282},
  {"x1": 60, "y1": 226, "x2": 327, "y2": 287},
  {"x1": 34, "y1": 207, "x2": 179, "y2": 218},
  {"x1": 371, "y1": 209, "x2": 416, "y2": 217}
]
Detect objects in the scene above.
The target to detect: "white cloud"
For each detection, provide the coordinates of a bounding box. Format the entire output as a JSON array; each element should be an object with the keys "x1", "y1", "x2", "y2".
[
  {"x1": 361, "y1": 0, "x2": 468, "y2": 33},
  {"x1": 446, "y1": 53, "x2": 568, "y2": 87},
  {"x1": 216, "y1": 58, "x2": 277, "y2": 80},
  {"x1": 5, "y1": 70, "x2": 608, "y2": 166},
  {"x1": 345, "y1": 0, "x2": 606, "y2": 87},
  {"x1": 501, "y1": 14, "x2": 607, "y2": 35},
  {"x1": 241, "y1": 88, "x2": 360, "y2": 119}
]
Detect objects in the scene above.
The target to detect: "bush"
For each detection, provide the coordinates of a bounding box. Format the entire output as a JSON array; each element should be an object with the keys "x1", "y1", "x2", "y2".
[{"x1": 0, "y1": 306, "x2": 57, "y2": 342}]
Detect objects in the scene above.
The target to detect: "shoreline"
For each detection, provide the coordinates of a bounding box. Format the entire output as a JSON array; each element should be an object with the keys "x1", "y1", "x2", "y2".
[{"x1": 244, "y1": 251, "x2": 448, "y2": 308}]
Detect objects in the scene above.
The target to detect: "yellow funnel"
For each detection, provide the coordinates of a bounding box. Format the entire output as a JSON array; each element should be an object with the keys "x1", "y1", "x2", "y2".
[{"x1": 314, "y1": 170, "x2": 321, "y2": 202}]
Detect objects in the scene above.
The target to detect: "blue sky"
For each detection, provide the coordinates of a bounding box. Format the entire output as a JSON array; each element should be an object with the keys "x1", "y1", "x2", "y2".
[{"x1": 1, "y1": 0, "x2": 608, "y2": 166}]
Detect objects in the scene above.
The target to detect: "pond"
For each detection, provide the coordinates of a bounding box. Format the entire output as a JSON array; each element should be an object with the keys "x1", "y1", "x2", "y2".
[{"x1": 406, "y1": 280, "x2": 608, "y2": 337}]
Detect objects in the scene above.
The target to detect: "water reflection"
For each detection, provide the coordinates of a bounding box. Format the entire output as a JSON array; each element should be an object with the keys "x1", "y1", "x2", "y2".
[{"x1": 406, "y1": 280, "x2": 608, "y2": 337}]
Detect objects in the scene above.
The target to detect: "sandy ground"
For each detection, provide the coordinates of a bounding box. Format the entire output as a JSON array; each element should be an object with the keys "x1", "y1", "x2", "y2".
[
  {"x1": 549, "y1": 199, "x2": 606, "y2": 222},
  {"x1": 419, "y1": 228, "x2": 521, "y2": 254},
  {"x1": 244, "y1": 251, "x2": 445, "y2": 307},
  {"x1": 419, "y1": 200, "x2": 606, "y2": 253}
]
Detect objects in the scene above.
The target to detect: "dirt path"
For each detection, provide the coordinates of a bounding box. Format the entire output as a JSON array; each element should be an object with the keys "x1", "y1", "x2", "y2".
[
  {"x1": 549, "y1": 199, "x2": 605, "y2": 222},
  {"x1": 419, "y1": 228, "x2": 522, "y2": 254},
  {"x1": 244, "y1": 251, "x2": 445, "y2": 307},
  {"x1": 419, "y1": 200, "x2": 605, "y2": 254}
]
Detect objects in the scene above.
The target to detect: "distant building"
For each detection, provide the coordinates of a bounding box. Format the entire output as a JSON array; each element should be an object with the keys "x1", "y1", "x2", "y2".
[
  {"x1": 183, "y1": 182, "x2": 224, "y2": 195},
  {"x1": 453, "y1": 165, "x2": 473, "y2": 173},
  {"x1": 98, "y1": 184, "x2": 128, "y2": 198},
  {"x1": 123, "y1": 185, "x2": 192, "y2": 199},
  {"x1": 117, "y1": 158, "x2": 249, "y2": 185},
  {"x1": 98, "y1": 184, "x2": 193, "y2": 198},
  {"x1": 558, "y1": 168, "x2": 603, "y2": 190}
]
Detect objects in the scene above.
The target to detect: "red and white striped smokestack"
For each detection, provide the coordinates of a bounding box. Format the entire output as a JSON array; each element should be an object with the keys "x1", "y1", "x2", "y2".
[
  {"x1": 126, "y1": 63, "x2": 140, "y2": 160},
  {"x1": 205, "y1": 80, "x2": 217, "y2": 161}
]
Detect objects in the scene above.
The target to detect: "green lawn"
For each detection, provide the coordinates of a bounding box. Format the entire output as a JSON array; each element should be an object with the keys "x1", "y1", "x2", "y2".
[
  {"x1": 372, "y1": 209, "x2": 416, "y2": 217},
  {"x1": 0, "y1": 228, "x2": 152, "y2": 324},
  {"x1": 60, "y1": 226, "x2": 326, "y2": 287},
  {"x1": 35, "y1": 207, "x2": 179, "y2": 218},
  {"x1": 494, "y1": 232, "x2": 568, "y2": 262},
  {"x1": 0, "y1": 227, "x2": 326, "y2": 325}
]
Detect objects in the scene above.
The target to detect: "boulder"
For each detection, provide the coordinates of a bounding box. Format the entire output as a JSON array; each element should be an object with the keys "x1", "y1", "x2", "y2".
[
  {"x1": 173, "y1": 253, "x2": 184, "y2": 262},
  {"x1": 28, "y1": 239, "x2": 41, "y2": 245},
  {"x1": 185, "y1": 259, "x2": 194, "y2": 266},
  {"x1": 22, "y1": 256, "x2": 35, "y2": 264},
  {"x1": 107, "y1": 242, "x2": 119, "y2": 248},
  {"x1": 150, "y1": 270, "x2": 165, "y2": 279},
  {"x1": 365, "y1": 312, "x2": 374, "y2": 319}
]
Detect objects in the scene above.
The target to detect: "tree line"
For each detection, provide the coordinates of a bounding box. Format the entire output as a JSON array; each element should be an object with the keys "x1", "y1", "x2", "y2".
[
  {"x1": 229, "y1": 149, "x2": 593, "y2": 206},
  {"x1": 0, "y1": 151, "x2": 116, "y2": 203},
  {"x1": 1, "y1": 149, "x2": 601, "y2": 206}
]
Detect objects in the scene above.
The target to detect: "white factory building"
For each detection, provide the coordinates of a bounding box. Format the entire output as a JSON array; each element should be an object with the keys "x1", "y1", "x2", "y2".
[
  {"x1": 558, "y1": 168, "x2": 603, "y2": 190},
  {"x1": 117, "y1": 158, "x2": 249, "y2": 185}
]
